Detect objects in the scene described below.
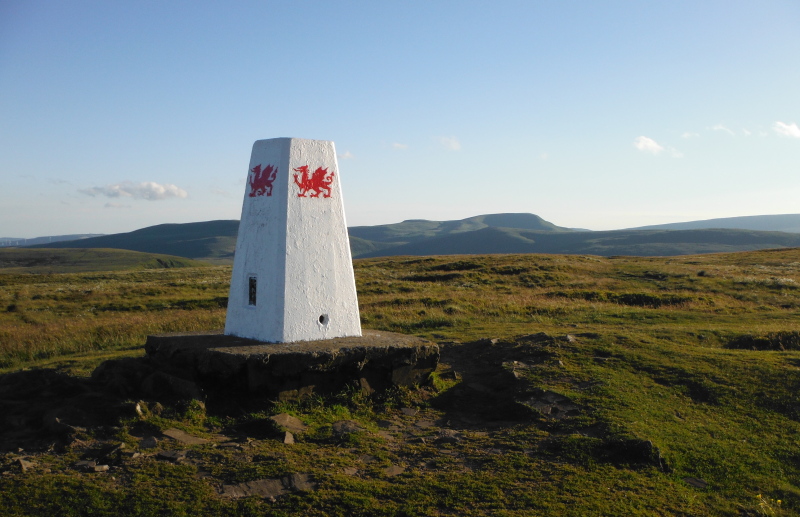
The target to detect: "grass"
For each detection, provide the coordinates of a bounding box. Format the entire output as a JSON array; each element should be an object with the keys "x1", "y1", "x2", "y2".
[{"x1": 1, "y1": 249, "x2": 800, "y2": 515}]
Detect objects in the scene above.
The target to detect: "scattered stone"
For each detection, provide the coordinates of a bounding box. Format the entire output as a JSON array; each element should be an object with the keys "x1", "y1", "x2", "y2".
[
  {"x1": 684, "y1": 477, "x2": 708, "y2": 489},
  {"x1": 157, "y1": 450, "x2": 188, "y2": 462},
  {"x1": 220, "y1": 473, "x2": 317, "y2": 499},
  {"x1": 217, "y1": 443, "x2": 243, "y2": 450},
  {"x1": 435, "y1": 429, "x2": 462, "y2": 445},
  {"x1": 376, "y1": 419, "x2": 394, "y2": 428},
  {"x1": 287, "y1": 473, "x2": 317, "y2": 491},
  {"x1": 269, "y1": 414, "x2": 307, "y2": 434},
  {"x1": 414, "y1": 420, "x2": 435, "y2": 429},
  {"x1": 358, "y1": 454, "x2": 376, "y2": 463},
  {"x1": 221, "y1": 478, "x2": 288, "y2": 499},
  {"x1": 565, "y1": 334, "x2": 577, "y2": 343},
  {"x1": 342, "y1": 467, "x2": 358, "y2": 476},
  {"x1": 376, "y1": 431, "x2": 395, "y2": 441},
  {"x1": 74, "y1": 460, "x2": 109, "y2": 473},
  {"x1": 332, "y1": 420, "x2": 364, "y2": 438},
  {"x1": 400, "y1": 408, "x2": 418, "y2": 417},
  {"x1": 121, "y1": 451, "x2": 141, "y2": 459},
  {"x1": 282, "y1": 432, "x2": 294, "y2": 444},
  {"x1": 162, "y1": 428, "x2": 210, "y2": 445},
  {"x1": 16, "y1": 458, "x2": 34, "y2": 472},
  {"x1": 140, "y1": 436, "x2": 158, "y2": 449},
  {"x1": 384, "y1": 465, "x2": 405, "y2": 477}
]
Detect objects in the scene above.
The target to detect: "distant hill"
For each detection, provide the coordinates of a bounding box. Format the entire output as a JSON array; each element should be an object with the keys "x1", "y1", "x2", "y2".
[
  {"x1": 27, "y1": 213, "x2": 800, "y2": 261},
  {"x1": 357, "y1": 227, "x2": 800, "y2": 258},
  {"x1": 0, "y1": 248, "x2": 209, "y2": 274},
  {"x1": 349, "y1": 213, "x2": 574, "y2": 246},
  {"x1": 0, "y1": 234, "x2": 104, "y2": 247},
  {"x1": 629, "y1": 214, "x2": 800, "y2": 233},
  {"x1": 30, "y1": 220, "x2": 239, "y2": 264}
]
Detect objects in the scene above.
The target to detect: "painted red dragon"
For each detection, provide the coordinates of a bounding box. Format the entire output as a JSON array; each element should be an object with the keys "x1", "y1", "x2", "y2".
[
  {"x1": 293, "y1": 165, "x2": 334, "y2": 198},
  {"x1": 248, "y1": 164, "x2": 278, "y2": 197}
]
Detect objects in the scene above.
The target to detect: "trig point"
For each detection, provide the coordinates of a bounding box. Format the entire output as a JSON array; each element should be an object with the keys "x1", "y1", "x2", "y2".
[
  {"x1": 224, "y1": 138, "x2": 362, "y2": 343},
  {"x1": 98, "y1": 137, "x2": 438, "y2": 401}
]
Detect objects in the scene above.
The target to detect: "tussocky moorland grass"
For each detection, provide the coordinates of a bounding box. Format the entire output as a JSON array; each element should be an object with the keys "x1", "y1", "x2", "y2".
[{"x1": 1, "y1": 249, "x2": 799, "y2": 515}]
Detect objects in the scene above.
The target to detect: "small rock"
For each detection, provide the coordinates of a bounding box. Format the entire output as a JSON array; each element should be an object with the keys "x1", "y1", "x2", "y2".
[
  {"x1": 162, "y1": 428, "x2": 210, "y2": 445},
  {"x1": 140, "y1": 436, "x2": 158, "y2": 449},
  {"x1": 220, "y1": 478, "x2": 287, "y2": 499},
  {"x1": 435, "y1": 429, "x2": 462, "y2": 445},
  {"x1": 282, "y1": 432, "x2": 295, "y2": 444},
  {"x1": 332, "y1": 420, "x2": 364, "y2": 438},
  {"x1": 565, "y1": 334, "x2": 577, "y2": 343},
  {"x1": 286, "y1": 472, "x2": 317, "y2": 491},
  {"x1": 157, "y1": 450, "x2": 188, "y2": 462},
  {"x1": 16, "y1": 458, "x2": 35, "y2": 472},
  {"x1": 384, "y1": 465, "x2": 405, "y2": 477},
  {"x1": 376, "y1": 419, "x2": 394, "y2": 428},
  {"x1": 414, "y1": 420, "x2": 435, "y2": 429},
  {"x1": 400, "y1": 408, "x2": 418, "y2": 417},
  {"x1": 93, "y1": 465, "x2": 110, "y2": 473},
  {"x1": 342, "y1": 467, "x2": 358, "y2": 476},
  {"x1": 270, "y1": 414, "x2": 307, "y2": 434},
  {"x1": 74, "y1": 460, "x2": 96, "y2": 472},
  {"x1": 358, "y1": 454, "x2": 376, "y2": 463},
  {"x1": 684, "y1": 477, "x2": 707, "y2": 489}
]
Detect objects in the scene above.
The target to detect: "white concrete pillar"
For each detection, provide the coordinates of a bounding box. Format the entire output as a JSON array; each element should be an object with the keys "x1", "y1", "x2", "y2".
[{"x1": 224, "y1": 138, "x2": 362, "y2": 343}]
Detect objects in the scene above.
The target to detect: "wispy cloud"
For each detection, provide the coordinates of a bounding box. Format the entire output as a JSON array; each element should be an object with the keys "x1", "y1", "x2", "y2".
[
  {"x1": 633, "y1": 136, "x2": 664, "y2": 155},
  {"x1": 742, "y1": 129, "x2": 752, "y2": 136},
  {"x1": 338, "y1": 151, "x2": 354, "y2": 160},
  {"x1": 80, "y1": 181, "x2": 188, "y2": 200},
  {"x1": 773, "y1": 121, "x2": 800, "y2": 138},
  {"x1": 681, "y1": 132, "x2": 700, "y2": 139},
  {"x1": 391, "y1": 142, "x2": 408, "y2": 150},
  {"x1": 711, "y1": 124, "x2": 735, "y2": 136},
  {"x1": 437, "y1": 136, "x2": 461, "y2": 151},
  {"x1": 104, "y1": 202, "x2": 132, "y2": 209}
]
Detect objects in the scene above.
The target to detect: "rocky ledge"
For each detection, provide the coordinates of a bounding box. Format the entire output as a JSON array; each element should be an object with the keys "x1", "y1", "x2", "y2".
[{"x1": 92, "y1": 330, "x2": 439, "y2": 401}]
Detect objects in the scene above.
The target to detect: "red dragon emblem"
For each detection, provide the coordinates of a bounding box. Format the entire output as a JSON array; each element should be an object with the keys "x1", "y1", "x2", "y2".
[
  {"x1": 292, "y1": 165, "x2": 334, "y2": 198},
  {"x1": 248, "y1": 164, "x2": 278, "y2": 197}
]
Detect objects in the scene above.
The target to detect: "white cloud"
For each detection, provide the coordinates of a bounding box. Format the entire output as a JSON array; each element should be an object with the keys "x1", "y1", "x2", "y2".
[
  {"x1": 80, "y1": 181, "x2": 188, "y2": 200},
  {"x1": 633, "y1": 136, "x2": 664, "y2": 155},
  {"x1": 391, "y1": 142, "x2": 408, "y2": 150},
  {"x1": 338, "y1": 151, "x2": 354, "y2": 159},
  {"x1": 681, "y1": 132, "x2": 700, "y2": 139},
  {"x1": 742, "y1": 129, "x2": 752, "y2": 136},
  {"x1": 437, "y1": 136, "x2": 461, "y2": 151},
  {"x1": 104, "y1": 202, "x2": 131, "y2": 209},
  {"x1": 773, "y1": 121, "x2": 800, "y2": 138},
  {"x1": 712, "y1": 124, "x2": 735, "y2": 136}
]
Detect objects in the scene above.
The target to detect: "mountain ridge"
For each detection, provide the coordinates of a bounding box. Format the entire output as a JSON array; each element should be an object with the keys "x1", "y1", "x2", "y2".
[{"x1": 25, "y1": 213, "x2": 800, "y2": 262}]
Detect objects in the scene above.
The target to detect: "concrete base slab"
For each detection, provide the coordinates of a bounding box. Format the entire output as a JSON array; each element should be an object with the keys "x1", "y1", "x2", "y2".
[{"x1": 142, "y1": 330, "x2": 439, "y2": 401}]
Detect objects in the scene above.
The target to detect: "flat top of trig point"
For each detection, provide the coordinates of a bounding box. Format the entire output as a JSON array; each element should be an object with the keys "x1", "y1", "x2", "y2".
[{"x1": 146, "y1": 329, "x2": 434, "y2": 357}]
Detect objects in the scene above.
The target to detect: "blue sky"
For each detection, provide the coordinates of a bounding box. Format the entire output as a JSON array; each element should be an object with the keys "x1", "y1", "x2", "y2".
[{"x1": 2, "y1": 1, "x2": 799, "y2": 238}]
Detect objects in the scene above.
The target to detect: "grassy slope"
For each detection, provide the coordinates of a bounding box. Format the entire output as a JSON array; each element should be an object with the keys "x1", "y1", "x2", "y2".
[
  {"x1": 0, "y1": 248, "x2": 210, "y2": 274},
  {"x1": 1, "y1": 250, "x2": 799, "y2": 515}
]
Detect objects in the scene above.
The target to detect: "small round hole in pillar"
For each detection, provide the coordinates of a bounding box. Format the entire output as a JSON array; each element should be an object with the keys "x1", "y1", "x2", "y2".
[{"x1": 319, "y1": 314, "x2": 329, "y2": 326}]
